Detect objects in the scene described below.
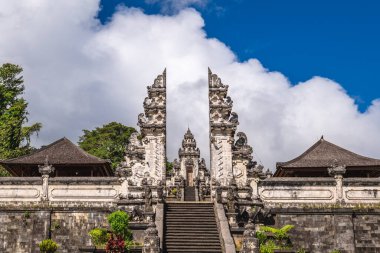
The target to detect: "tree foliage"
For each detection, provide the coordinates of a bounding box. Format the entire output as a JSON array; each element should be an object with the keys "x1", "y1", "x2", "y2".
[
  {"x1": 78, "y1": 122, "x2": 135, "y2": 169},
  {"x1": 0, "y1": 63, "x2": 42, "y2": 176}
]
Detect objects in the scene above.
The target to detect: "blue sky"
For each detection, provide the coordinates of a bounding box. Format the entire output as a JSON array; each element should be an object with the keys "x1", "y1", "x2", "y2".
[{"x1": 99, "y1": 0, "x2": 380, "y2": 112}]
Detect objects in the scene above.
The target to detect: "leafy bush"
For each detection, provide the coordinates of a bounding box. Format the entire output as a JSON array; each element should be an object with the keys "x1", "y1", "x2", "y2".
[
  {"x1": 108, "y1": 210, "x2": 131, "y2": 240},
  {"x1": 330, "y1": 250, "x2": 341, "y2": 253},
  {"x1": 89, "y1": 228, "x2": 109, "y2": 247},
  {"x1": 39, "y1": 239, "x2": 58, "y2": 253}
]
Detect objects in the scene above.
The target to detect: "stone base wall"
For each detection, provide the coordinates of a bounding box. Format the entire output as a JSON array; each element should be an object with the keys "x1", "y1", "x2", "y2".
[
  {"x1": 0, "y1": 211, "x2": 48, "y2": 253},
  {"x1": 272, "y1": 209, "x2": 380, "y2": 253},
  {"x1": 0, "y1": 209, "x2": 110, "y2": 253}
]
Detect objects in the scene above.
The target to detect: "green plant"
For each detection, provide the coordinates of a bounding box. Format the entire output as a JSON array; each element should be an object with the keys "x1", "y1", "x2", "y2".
[
  {"x1": 297, "y1": 248, "x2": 307, "y2": 253},
  {"x1": 330, "y1": 250, "x2": 341, "y2": 253},
  {"x1": 107, "y1": 210, "x2": 132, "y2": 241},
  {"x1": 39, "y1": 239, "x2": 58, "y2": 253},
  {"x1": 23, "y1": 210, "x2": 31, "y2": 219},
  {"x1": 260, "y1": 239, "x2": 276, "y2": 253},
  {"x1": 89, "y1": 228, "x2": 109, "y2": 247},
  {"x1": 260, "y1": 225, "x2": 294, "y2": 241},
  {"x1": 170, "y1": 188, "x2": 178, "y2": 196},
  {"x1": 51, "y1": 221, "x2": 60, "y2": 230},
  {"x1": 257, "y1": 225, "x2": 295, "y2": 253}
]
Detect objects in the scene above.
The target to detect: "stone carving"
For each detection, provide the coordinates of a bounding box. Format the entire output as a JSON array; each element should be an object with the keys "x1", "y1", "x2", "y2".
[
  {"x1": 328, "y1": 159, "x2": 346, "y2": 203},
  {"x1": 227, "y1": 187, "x2": 238, "y2": 213},
  {"x1": 144, "y1": 185, "x2": 153, "y2": 212},
  {"x1": 235, "y1": 132, "x2": 247, "y2": 147},
  {"x1": 138, "y1": 113, "x2": 147, "y2": 127},
  {"x1": 132, "y1": 206, "x2": 144, "y2": 222},
  {"x1": 229, "y1": 112, "x2": 239, "y2": 124},
  {"x1": 38, "y1": 156, "x2": 55, "y2": 201},
  {"x1": 157, "y1": 180, "x2": 164, "y2": 203}
]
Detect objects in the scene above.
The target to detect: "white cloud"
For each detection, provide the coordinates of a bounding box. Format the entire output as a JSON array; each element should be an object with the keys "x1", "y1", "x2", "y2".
[
  {"x1": 145, "y1": 0, "x2": 209, "y2": 13},
  {"x1": 1, "y1": 0, "x2": 380, "y2": 170}
]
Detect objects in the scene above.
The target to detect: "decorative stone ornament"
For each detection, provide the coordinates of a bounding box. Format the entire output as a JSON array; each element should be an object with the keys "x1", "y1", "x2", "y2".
[
  {"x1": 328, "y1": 159, "x2": 346, "y2": 203},
  {"x1": 38, "y1": 156, "x2": 55, "y2": 201},
  {"x1": 142, "y1": 222, "x2": 161, "y2": 253}
]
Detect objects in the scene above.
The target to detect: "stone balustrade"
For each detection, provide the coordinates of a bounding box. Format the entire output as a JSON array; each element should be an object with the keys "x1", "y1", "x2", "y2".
[{"x1": 258, "y1": 177, "x2": 380, "y2": 206}]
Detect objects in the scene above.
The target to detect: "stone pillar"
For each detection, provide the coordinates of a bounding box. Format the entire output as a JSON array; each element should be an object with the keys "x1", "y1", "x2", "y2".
[
  {"x1": 142, "y1": 222, "x2": 161, "y2": 253},
  {"x1": 250, "y1": 178, "x2": 260, "y2": 200},
  {"x1": 328, "y1": 160, "x2": 346, "y2": 203},
  {"x1": 38, "y1": 157, "x2": 55, "y2": 201},
  {"x1": 208, "y1": 69, "x2": 239, "y2": 187},
  {"x1": 226, "y1": 184, "x2": 238, "y2": 228},
  {"x1": 240, "y1": 223, "x2": 259, "y2": 253}
]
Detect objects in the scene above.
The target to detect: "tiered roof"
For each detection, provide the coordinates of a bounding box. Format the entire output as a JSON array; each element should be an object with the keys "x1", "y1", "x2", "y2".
[
  {"x1": 275, "y1": 137, "x2": 380, "y2": 177},
  {"x1": 1, "y1": 138, "x2": 112, "y2": 176}
]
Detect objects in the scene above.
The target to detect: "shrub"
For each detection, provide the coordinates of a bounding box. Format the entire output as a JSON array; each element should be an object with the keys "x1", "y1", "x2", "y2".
[
  {"x1": 39, "y1": 239, "x2": 58, "y2": 253},
  {"x1": 89, "y1": 228, "x2": 109, "y2": 247},
  {"x1": 107, "y1": 210, "x2": 131, "y2": 240}
]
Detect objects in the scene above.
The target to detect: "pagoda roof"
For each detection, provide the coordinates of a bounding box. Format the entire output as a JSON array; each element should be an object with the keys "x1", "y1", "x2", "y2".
[
  {"x1": 1, "y1": 137, "x2": 110, "y2": 166},
  {"x1": 276, "y1": 137, "x2": 380, "y2": 169}
]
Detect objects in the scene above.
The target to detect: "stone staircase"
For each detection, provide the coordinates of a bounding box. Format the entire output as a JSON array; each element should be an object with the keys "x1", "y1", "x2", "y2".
[
  {"x1": 164, "y1": 202, "x2": 222, "y2": 253},
  {"x1": 184, "y1": 186, "x2": 195, "y2": 201}
]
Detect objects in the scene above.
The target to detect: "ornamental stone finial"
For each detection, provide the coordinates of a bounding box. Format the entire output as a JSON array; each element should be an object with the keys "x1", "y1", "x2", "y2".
[
  {"x1": 38, "y1": 156, "x2": 55, "y2": 176},
  {"x1": 328, "y1": 159, "x2": 346, "y2": 177}
]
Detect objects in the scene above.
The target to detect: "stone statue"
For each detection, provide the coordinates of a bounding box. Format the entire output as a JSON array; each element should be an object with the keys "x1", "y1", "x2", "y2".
[
  {"x1": 225, "y1": 96, "x2": 233, "y2": 106},
  {"x1": 144, "y1": 186, "x2": 153, "y2": 212},
  {"x1": 157, "y1": 180, "x2": 163, "y2": 203},
  {"x1": 235, "y1": 132, "x2": 247, "y2": 148},
  {"x1": 138, "y1": 113, "x2": 147, "y2": 127},
  {"x1": 227, "y1": 187, "x2": 237, "y2": 213},
  {"x1": 132, "y1": 206, "x2": 144, "y2": 222},
  {"x1": 229, "y1": 112, "x2": 239, "y2": 124}
]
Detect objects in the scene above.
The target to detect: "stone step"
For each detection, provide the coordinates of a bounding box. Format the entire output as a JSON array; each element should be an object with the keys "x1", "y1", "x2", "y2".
[
  {"x1": 164, "y1": 202, "x2": 222, "y2": 253},
  {"x1": 165, "y1": 232, "x2": 220, "y2": 236}
]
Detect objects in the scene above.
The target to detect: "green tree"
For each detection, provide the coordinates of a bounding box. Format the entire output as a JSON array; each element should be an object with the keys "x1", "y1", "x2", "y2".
[
  {"x1": 78, "y1": 122, "x2": 136, "y2": 169},
  {"x1": 0, "y1": 63, "x2": 42, "y2": 176}
]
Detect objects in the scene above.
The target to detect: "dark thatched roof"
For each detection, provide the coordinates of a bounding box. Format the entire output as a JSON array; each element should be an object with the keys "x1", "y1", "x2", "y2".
[
  {"x1": 277, "y1": 137, "x2": 380, "y2": 169},
  {"x1": 1, "y1": 137, "x2": 110, "y2": 166}
]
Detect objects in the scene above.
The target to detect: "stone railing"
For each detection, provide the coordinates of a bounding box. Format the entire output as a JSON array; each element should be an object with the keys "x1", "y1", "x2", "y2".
[
  {"x1": 258, "y1": 177, "x2": 380, "y2": 206},
  {"x1": 0, "y1": 177, "x2": 122, "y2": 204}
]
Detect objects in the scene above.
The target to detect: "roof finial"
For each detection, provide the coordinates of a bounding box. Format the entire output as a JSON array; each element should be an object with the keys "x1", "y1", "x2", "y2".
[{"x1": 321, "y1": 135, "x2": 324, "y2": 140}]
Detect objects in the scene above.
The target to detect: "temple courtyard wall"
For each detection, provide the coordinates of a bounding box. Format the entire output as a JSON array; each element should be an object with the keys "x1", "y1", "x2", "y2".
[{"x1": 1, "y1": 177, "x2": 380, "y2": 252}]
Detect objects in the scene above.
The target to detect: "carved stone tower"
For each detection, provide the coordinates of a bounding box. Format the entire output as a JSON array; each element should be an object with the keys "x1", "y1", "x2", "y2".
[
  {"x1": 208, "y1": 69, "x2": 239, "y2": 186},
  {"x1": 123, "y1": 70, "x2": 167, "y2": 186},
  {"x1": 178, "y1": 128, "x2": 201, "y2": 186}
]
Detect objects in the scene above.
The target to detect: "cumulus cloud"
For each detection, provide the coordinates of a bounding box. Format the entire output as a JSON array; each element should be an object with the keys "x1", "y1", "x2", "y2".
[{"x1": 0, "y1": 0, "x2": 379, "y2": 170}]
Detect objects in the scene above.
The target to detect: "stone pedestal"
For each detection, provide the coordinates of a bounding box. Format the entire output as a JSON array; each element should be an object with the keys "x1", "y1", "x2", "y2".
[
  {"x1": 226, "y1": 212, "x2": 238, "y2": 228},
  {"x1": 240, "y1": 223, "x2": 259, "y2": 253},
  {"x1": 142, "y1": 222, "x2": 160, "y2": 253},
  {"x1": 144, "y1": 211, "x2": 155, "y2": 223}
]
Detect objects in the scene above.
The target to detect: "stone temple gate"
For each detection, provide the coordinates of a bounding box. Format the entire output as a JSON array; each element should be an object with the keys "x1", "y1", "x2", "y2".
[{"x1": 119, "y1": 68, "x2": 262, "y2": 201}]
